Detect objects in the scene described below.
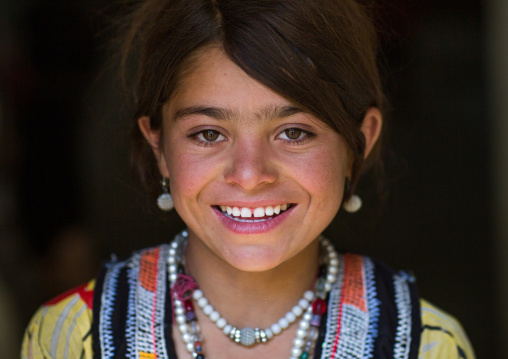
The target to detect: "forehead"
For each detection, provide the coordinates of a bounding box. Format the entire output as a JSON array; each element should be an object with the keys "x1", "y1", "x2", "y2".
[{"x1": 167, "y1": 47, "x2": 291, "y2": 115}]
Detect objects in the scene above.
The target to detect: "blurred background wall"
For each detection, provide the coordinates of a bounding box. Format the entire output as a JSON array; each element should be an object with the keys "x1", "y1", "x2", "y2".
[
  {"x1": 487, "y1": 0, "x2": 508, "y2": 353},
  {"x1": 0, "y1": 0, "x2": 502, "y2": 357}
]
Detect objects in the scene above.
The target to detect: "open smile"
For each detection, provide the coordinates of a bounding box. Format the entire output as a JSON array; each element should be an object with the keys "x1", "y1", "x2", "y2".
[
  {"x1": 213, "y1": 204, "x2": 296, "y2": 234},
  {"x1": 217, "y1": 204, "x2": 293, "y2": 221}
]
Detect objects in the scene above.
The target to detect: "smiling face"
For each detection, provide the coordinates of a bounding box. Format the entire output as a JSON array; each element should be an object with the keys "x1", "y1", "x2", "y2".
[{"x1": 142, "y1": 47, "x2": 353, "y2": 272}]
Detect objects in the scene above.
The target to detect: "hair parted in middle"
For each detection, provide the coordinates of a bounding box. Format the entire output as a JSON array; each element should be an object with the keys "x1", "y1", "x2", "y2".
[{"x1": 123, "y1": 0, "x2": 385, "y2": 200}]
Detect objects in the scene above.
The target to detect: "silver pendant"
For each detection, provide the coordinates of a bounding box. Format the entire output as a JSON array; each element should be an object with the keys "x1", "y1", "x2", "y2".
[{"x1": 230, "y1": 327, "x2": 267, "y2": 346}]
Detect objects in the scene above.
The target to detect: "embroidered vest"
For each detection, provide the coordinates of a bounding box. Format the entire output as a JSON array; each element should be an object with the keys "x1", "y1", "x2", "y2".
[{"x1": 92, "y1": 244, "x2": 421, "y2": 359}]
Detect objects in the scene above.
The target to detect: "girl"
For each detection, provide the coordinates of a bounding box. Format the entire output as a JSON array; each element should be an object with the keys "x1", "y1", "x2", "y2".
[{"x1": 22, "y1": 1, "x2": 474, "y2": 358}]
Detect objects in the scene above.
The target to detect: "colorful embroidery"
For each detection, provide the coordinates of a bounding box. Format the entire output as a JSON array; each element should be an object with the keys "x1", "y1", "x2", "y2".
[
  {"x1": 125, "y1": 256, "x2": 139, "y2": 358},
  {"x1": 393, "y1": 271, "x2": 414, "y2": 359},
  {"x1": 320, "y1": 254, "x2": 417, "y2": 359},
  {"x1": 99, "y1": 261, "x2": 122, "y2": 358},
  {"x1": 98, "y1": 246, "x2": 170, "y2": 359},
  {"x1": 332, "y1": 254, "x2": 369, "y2": 359},
  {"x1": 363, "y1": 257, "x2": 380, "y2": 359},
  {"x1": 321, "y1": 253, "x2": 372, "y2": 359},
  {"x1": 320, "y1": 253, "x2": 344, "y2": 359},
  {"x1": 132, "y1": 246, "x2": 170, "y2": 359},
  {"x1": 341, "y1": 254, "x2": 367, "y2": 311},
  {"x1": 96, "y1": 234, "x2": 420, "y2": 359}
]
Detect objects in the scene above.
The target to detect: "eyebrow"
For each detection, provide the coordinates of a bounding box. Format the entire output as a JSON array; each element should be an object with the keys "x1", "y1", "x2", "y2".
[
  {"x1": 257, "y1": 105, "x2": 303, "y2": 121},
  {"x1": 173, "y1": 104, "x2": 303, "y2": 122}
]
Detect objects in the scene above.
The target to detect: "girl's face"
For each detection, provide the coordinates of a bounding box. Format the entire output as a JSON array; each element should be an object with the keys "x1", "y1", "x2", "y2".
[{"x1": 146, "y1": 48, "x2": 353, "y2": 272}]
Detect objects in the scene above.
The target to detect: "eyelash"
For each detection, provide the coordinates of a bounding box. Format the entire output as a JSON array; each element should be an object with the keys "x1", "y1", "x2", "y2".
[
  {"x1": 276, "y1": 128, "x2": 315, "y2": 145},
  {"x1": 188, "y1": 129, "x2": 227, "y2": 146},
  {"x1": 188, "y1": 127, "x2": 315, "y2": 146}
]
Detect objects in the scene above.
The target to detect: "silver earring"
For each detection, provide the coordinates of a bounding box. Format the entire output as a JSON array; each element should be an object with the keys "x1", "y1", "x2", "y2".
[
  {"x1": 342, "y1": 178, "x2": 362, "y2": 213},
  {"x1": 342, "y1": 194, "x2": 362, "y2": 213},
  {"x1": 157, "y1": 178, "x2": 174, "y2": 211}
]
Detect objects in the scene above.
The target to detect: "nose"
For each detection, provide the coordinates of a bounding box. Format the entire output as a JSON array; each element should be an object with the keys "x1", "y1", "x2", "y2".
[{"x1": 224, "y1": 139, "x2": 277, "y2": 191}]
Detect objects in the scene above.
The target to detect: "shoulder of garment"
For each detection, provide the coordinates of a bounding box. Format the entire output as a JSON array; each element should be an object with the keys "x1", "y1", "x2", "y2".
[
  {"x1": 21, "y1": 280, "x2": 95, "y2": 359},
  {"x1": 418, "y1": 299, "x2": 475, "y2": 359},
  {"x1": 20, "y1": 261, "x2": 476, "y2": 359}
]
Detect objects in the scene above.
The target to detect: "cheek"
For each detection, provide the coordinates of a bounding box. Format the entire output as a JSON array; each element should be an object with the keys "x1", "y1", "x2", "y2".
[
  {"x1": 166, "y1": 153, "x2": 205, "y2": 196},
  {"x1": 301, "y1": 152, "x2": 347, "y2": 192},
  {"x1": 292, "y1": 147, "x2": 348, "y2": 214},
  {"x1": 164, "y1": 145, "x2": 223, "y2": 205}
]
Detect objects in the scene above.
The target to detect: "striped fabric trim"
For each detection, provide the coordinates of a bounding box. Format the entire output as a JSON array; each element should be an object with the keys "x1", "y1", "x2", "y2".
[
  {"x1": 318, "y1": 254, "x2": 420, "y2": 359},
  {"x1": 125, "y1": 260, "x2": 139, "y2": 358},
  {"x1": 99, "y1": 261, "x2": 122, "y2": 358},
  {"x1": 25, "y1": 289, "x2": 92, "y2": 359},
  {"x1": 419, "y1": 300, "x2": 475, "y2": 358},
  {"x1": 97, "y1": 245, "x2": 170, "y2": 359},
  {"x1": 154, "y1": 245, "x2": 169, "y2": 358},
  {"x1": 51, "y1": 295, "x2": 80, "y2": 357},
  {"x1": 93, "y1": 244, "x2": 422, "y2": 359},
  {"x1": 363, "y1": 257, "x2": 380, "y2": 359},
  {"x1": 332, "y1": 254, "x2": 369, "y2": 359},
  {"x1": 64, "y1": 304, "x2": 87, "y2": 358},
  {"x1": 36, "y1": 306, "x2": 49, "y2": 356},
  {"x1": 320, "y1": 254, "x2": 345, "y2": 359},
  {"x1": 131, "y1": 246, "x2": 170, "y2": 358},
  {"x1": 393, "y1": 272, "x2": 414, "y2": 359},
  {"x1": 320, "y1": 254, "x2": 372, "y2": 359}
]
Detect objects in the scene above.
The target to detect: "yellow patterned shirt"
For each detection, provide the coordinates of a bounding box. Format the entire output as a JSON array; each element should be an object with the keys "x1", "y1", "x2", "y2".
[
  {"x1": 21, "y1": 281, "x2": 475, "y2": 359},
  {"x1": 22, "y1": 281, "x2": 94, "y2": 359}
]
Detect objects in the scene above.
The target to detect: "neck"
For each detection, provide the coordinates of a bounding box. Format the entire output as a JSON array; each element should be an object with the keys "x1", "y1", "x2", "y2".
[{"x1": 185, "y1": 234, "x2": 320, "y2": 328}]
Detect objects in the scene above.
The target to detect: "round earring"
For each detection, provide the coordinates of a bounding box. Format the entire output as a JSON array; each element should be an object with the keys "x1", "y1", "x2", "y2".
[
  {"x1": 157, "y1": 177, "x2": 174, "y2": 211},
  {"x1": 342, "y1": 194, "x2": 362, "y2": 213},
  {"x1": 342, "y1": 178, "x2": 362, "y2": 213}
]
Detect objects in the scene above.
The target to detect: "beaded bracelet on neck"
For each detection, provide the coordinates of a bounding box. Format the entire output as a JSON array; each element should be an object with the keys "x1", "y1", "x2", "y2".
[{"x1": 167, "y1": 230, "x2": 339, "y2": 359}]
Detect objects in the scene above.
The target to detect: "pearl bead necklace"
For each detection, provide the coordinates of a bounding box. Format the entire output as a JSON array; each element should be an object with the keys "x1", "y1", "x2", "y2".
[
  {"x1": 191, "y1": 287, "x2": 314, "y2": 346},
  {"x1": 168, "y1": 231, "x2": 339, "y2": 359}
]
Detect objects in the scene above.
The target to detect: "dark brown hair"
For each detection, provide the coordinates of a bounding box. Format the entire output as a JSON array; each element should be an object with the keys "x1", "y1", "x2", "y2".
[{"x1": 121, "y1": 0, "x2": 385, "y2": 200}]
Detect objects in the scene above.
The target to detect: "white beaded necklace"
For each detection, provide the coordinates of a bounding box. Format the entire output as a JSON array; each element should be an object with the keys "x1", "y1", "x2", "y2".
[
  {"x1": 167, "y1": 231, "x2": 339, "y2": 359},
  {"x1": 191, "y1": 287, "x2": 314, "y2": 346}
]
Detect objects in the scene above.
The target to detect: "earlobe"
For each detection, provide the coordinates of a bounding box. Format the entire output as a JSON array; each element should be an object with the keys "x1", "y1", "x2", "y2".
[
  {"x1": 137, "y1": 116, "x2": 170, "y2": 178},
  {"x1": 360, "y1": 107, "x2": 383, "y2": 159}
]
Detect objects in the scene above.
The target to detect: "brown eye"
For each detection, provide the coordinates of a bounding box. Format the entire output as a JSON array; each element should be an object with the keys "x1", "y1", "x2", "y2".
[
  {"x1": 203, "y1": 130, "x2": 220, "y2": 141},
  {"x1": 192, "y1": 129, "x2": 226, "y2": 145},
  {"x1": 284, "y1": 128, "x2": 302, "y2": 140}
]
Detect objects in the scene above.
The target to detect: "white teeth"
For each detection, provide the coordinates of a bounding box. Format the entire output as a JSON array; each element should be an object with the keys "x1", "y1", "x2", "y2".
[
  {"x1": 253, "y1": 207, "x2": 265, "y2": 218},
  {"x1": 240, "y1": 208, "x2": 252, "y2": 218},
  {"x1": 265, "y1": 206, "x2": 274, "y2": 216},
  {"x1": 221, "y1": 204, "x2": 291, "y2": 218}
]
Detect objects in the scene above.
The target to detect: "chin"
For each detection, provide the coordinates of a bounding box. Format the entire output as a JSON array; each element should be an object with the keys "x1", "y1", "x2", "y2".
[{"x1": 222, "y1": 246, "x2": 286, "y2": 273}]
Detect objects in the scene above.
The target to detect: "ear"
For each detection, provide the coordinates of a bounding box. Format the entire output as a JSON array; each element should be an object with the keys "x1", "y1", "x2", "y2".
[
  {"x1": 360, "y1": 107, "x2": 383, "y2": 159},
  {"x1": 137, "y1": 116, "x2": 170, "y2": 178}
]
